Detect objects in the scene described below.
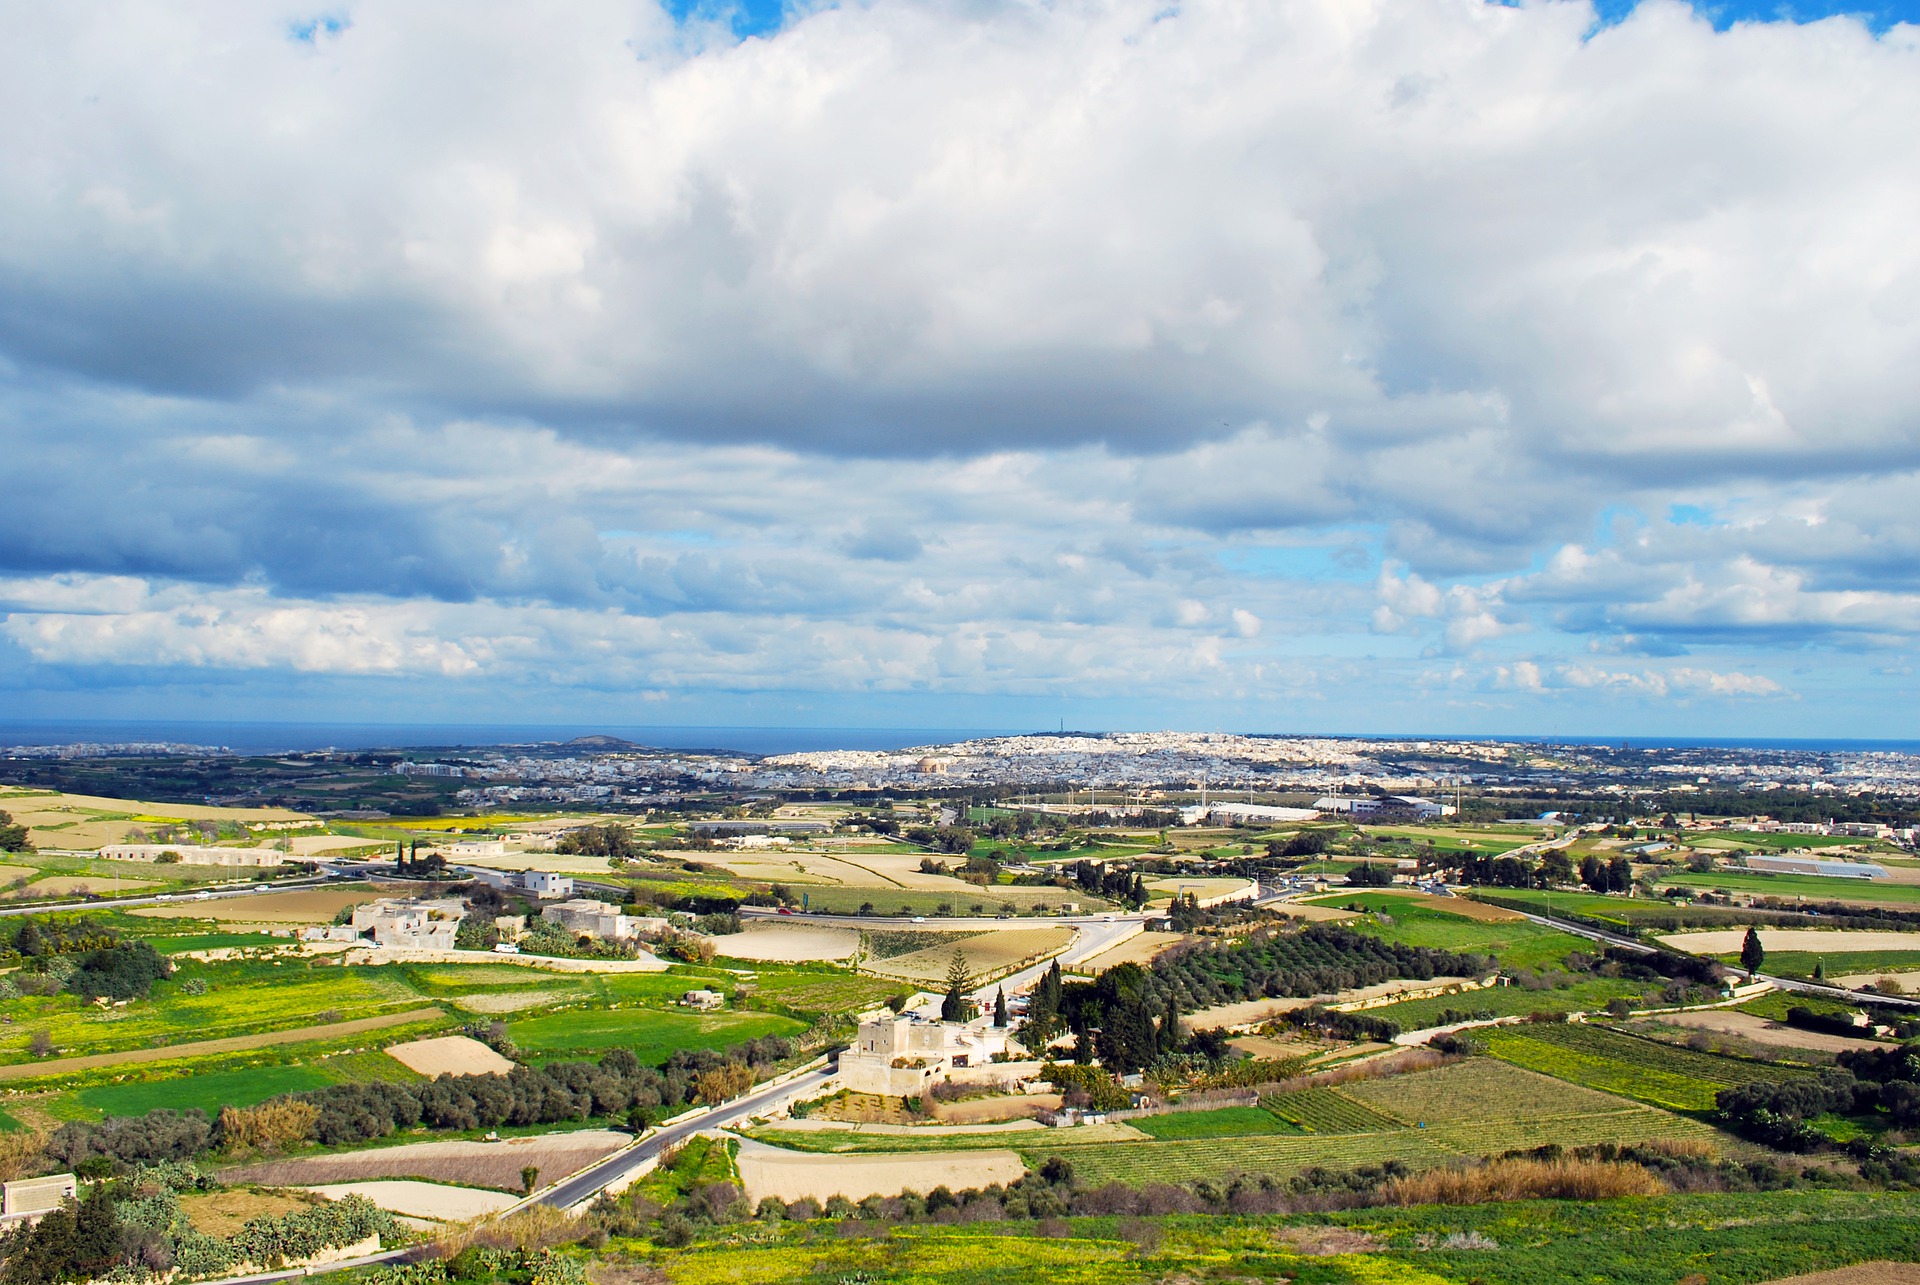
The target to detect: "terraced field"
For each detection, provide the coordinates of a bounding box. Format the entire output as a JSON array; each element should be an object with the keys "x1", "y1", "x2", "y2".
[
  {"x1": 1129, "y1": 1107, "x2": 1299, "y2": 1140},
  {"x1": 752, "y1": 1057, "x2": 1724, "y2": 1189},
  {"x1": 1480, "y1": 1021, "x2": 1811, "y2": 1111},
  {"x1": 1259, "y1": 1086, "x2": 1402, "y2": 1134}
]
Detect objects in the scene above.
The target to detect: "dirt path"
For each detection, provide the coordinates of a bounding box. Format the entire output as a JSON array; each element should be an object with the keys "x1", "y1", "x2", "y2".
[{"x1": 0, "y1": 1007, "x2": 444, "y2": 1081}]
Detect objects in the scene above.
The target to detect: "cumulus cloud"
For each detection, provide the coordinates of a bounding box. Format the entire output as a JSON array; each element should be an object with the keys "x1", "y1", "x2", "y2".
[{"x1": 0, "y1": 0, "x2": 1915, "y2": 727}]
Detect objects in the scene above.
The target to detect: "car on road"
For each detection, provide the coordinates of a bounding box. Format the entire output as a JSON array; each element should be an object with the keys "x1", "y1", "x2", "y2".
[{"x1": 912, "y1": 916, "x2": 926, "y2": 923}]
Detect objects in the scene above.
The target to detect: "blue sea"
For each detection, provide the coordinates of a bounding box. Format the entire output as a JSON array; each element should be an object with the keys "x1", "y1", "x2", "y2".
[{"x1": 0, "y1": 720, "x2": 1916, "y2": 757}]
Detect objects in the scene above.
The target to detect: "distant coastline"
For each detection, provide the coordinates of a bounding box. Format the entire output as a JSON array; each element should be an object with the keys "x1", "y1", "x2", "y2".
[{"x1": 0, "y1": 719, "x2": 1916, "y2": 758}]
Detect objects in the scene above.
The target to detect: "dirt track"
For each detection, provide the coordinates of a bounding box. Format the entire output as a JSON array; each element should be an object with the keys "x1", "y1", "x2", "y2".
[{"x1": 0, "y1": 1007, "x2": 443, "y2": 1081}]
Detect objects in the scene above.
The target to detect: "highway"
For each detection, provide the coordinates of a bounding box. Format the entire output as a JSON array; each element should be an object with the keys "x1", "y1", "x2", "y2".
[{"x1": 0, "y1": 872, "x2": 339, "y2": 919}]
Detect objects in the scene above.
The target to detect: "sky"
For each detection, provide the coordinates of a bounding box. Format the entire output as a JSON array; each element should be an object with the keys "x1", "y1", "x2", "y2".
[{"x1": 2, "y1": 0, "x2": 1919, "y2": 740}]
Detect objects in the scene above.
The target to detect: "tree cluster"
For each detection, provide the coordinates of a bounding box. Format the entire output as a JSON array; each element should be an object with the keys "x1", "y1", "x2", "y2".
[
  {"x1": 0, "y1": 811, "x2": 31, "y2": 855},
  {"x1": 45, "y1": 1035, "x2": 799, "y2": 1166},
  {"x1": 553, "y1": 824, "x2": 640, "y2": 860},
  {"x1": 1144, "y1": 924, "x2": 1487, "y2": 1018},
  {"x1": 1069, "y1": 860, "x2": 1147, "y2": 908}
]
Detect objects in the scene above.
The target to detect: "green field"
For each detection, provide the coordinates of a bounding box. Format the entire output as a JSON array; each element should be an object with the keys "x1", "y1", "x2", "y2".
[
  {"x1": 1128, "y1": 1106, "x2": 1300, "y2": 1140},
  {"x1": 67, "y1": 1049, "x2": 423, "y2": 1118},
  {"x1": 1481, "y1": 1022, "x2": 1809, "y2": 1112},
  {"x1": 1336, "y1": 892, "x2": 1594, "y2": 971},
  {"x1": 1729, "y1": 949, "x2": 1920, "y2": 978},
  {"x1": 644, "y1": 1191, "x2": 1920, "y2": 1284},
  {"x1": 1658, "y1": 870, "x2": 1920, "y2": 906},
  {"x1": 0, "y1": 961, "x2": 427, "y2": 1065},
  {"x1": 1359, "y1": 975, "x2": 1653, "y2": 1030},
  {"x1": 742, "y1": 969, "x2": 906, "y2": 1013},
  {"x1": 508, "y1": 1007, "x2": 806, "y2": 1061},
  {"x1": 751, "y1": 1059, "x2": 1719, "y2": 1190}
]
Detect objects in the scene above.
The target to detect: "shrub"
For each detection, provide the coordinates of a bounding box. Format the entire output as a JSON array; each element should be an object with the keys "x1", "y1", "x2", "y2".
[{"x1": 217, "y1": 1101, "x2": 321, "y2": 1153}]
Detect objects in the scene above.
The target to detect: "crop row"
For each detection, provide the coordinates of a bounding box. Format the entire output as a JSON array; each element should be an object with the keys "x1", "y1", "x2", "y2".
[
  {"x1": 1422, "y1": 1107, "x2": 1723, "y2": 1158},
  {"x1": 1477, "y1": 1024, "x2": 1806, "y2": 1112},
  {"x1": 1259, "y1": 1087, "x2": 1402, "y2": 1134}
]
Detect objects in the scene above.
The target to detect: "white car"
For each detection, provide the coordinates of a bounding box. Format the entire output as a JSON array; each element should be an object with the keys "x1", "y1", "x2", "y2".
[{"x1": 912, "y1": 916, "x2": 926, "y2": 923}]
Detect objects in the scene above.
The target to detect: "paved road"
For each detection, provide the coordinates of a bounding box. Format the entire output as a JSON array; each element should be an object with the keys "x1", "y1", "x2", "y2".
[
  {"x1": 539, "y1": 1066, "x2": 836, "y2": 1210},
  {"x1": 1515, "y1": 907, "x2": 1920, "y2": 1010}
]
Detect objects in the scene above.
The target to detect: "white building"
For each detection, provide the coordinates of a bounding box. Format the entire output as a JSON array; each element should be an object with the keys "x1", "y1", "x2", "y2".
[
  {"x1": 1746, "y1": 855, "x2": 1887, "y2": 880},
  {"x1": 350, "y1": 897, "x2": 464, "y2": 949},
  {"x1": 541, "y1": 899, "x2": 665, "y2": 940},
  {"x1": 517, "y1": 870, "x2": 574, "y2": 899},
  {"x1": 1178, "y1": 803, "x2": 1321, "y2": 827},
  {"x1": 441, "y1": 838, "x2": 508, "y2": 858},
  {"x1": 1, "y1": 1175, "x2": 75, "y2": 1227},
  {"x1": 836, "y1": 1014, "x2": 1020, "y2": 1096},
  {"x1": 1313, "y1": 796, "x2": 1450, "y2": 820}
]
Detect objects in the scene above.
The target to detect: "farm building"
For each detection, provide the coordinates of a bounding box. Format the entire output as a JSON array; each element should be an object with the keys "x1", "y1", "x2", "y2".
[
  {"x1": 837, "y1": 1014, "x2": 1023, "y2": 1096},
  {"x1": 681, "y1": 989, "x2": 726, "y2": 1010},
  {"x1": 1, "y1": 1174, "x2": 75, "y2": 1227},
  {"x1": 541, "y1": 898, "x2": 666, "y2": 940},
  {"x1": 351, "y1": 897, "x2": 465, "y2": 949},
  {"x1": 1745, "y1": 854, "x2": 1888, "y2": 879},
  {"x1": 97, "y1": 843, "x2": 283, "y2": 867}
]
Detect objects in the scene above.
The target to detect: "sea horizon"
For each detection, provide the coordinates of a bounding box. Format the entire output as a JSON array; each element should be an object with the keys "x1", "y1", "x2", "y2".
[{"x1": 1, "y1": 719, "x2": 1916, "y2": 758}]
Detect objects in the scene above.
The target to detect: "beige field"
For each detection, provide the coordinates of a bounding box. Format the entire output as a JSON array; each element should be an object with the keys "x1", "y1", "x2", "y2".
[
  {"x1": 178, "y1": 1188, "x2": 317, "y2": 1236},
  {"x1": 1637, "y1": 1009, "x2": 1886, "y2": 1053},
  {"x1": 222, "y1": 1129, "x2": 629, "y2": 1192},
  {"x1": 452, "y1": 990, "x2": 571, "y2": 1014},
  {"x1": 131, "y1": 886, "x2": 392, "y2": 923},
  {"x1": 716, "y1": 923, "x2": 860, "y2": 962},
  {"x1": 1184, "y1": 996, "x2": 1316, "y2": 1030},
  {"x1": 693, "y1": 855, "x2": 839, "y2": 886},
  {"x1": 1071, "y1": 931, "x2": 1188, "y2": 972},
  {"x1": 1763, "y1": 1264, "x2": 1920, "y2": 1285},
  {"x1": 0, "y1": 789, "x2": 312, "y2": 849},
  {"x1": 21, "y1": 875, "x2": 162, "y2": 896},
  {"x1": 732, "y1": 1138, "x2": 1025, "y2": 1204},
  {"x1": 1660, "y1": 929, "x2": 1920, "y2": 954},
  {"x1": 385, "y1": 1035, "x2": 516, "y2": 1078},
  {"x1": 865, "y1": 926, "x2": 1075, "y2": 983},
  {"x1": 288, "y1": 835, "x2": 389, "y2": 857},
  {"x1": 1144, "y1": 877, "x2": 1256, "y2": 904},
  {"x1": 306, "y1": 1180, "x2": 519, "y2": 1222},
  {"x1": 430, "y1": 850, "x2": 612, "y2": 873}
]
